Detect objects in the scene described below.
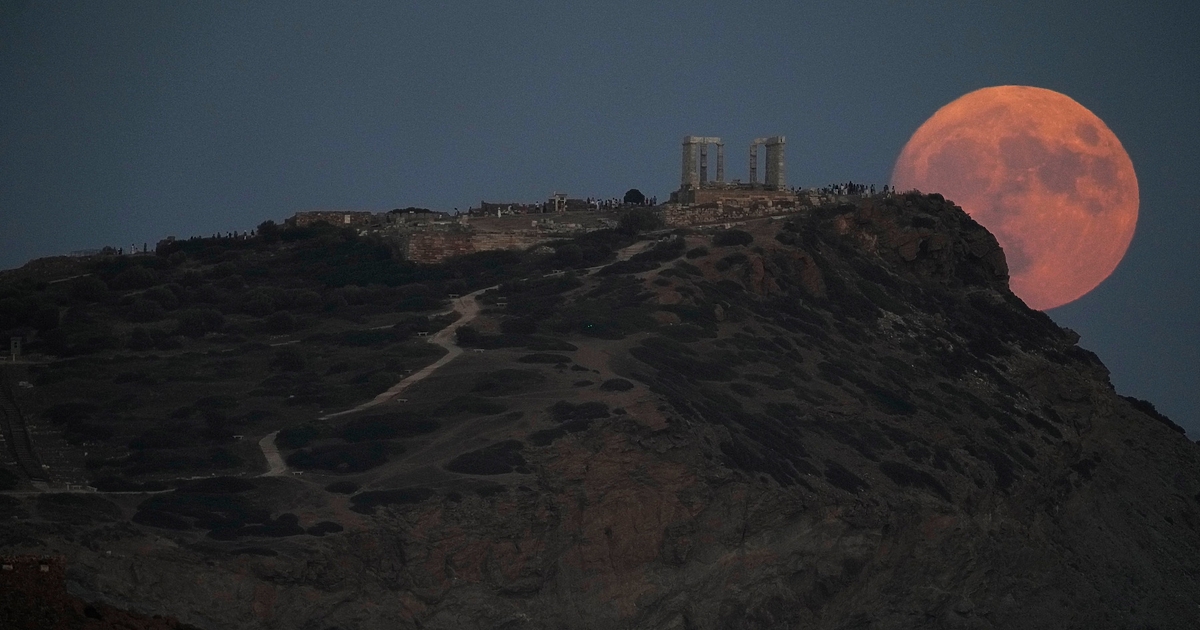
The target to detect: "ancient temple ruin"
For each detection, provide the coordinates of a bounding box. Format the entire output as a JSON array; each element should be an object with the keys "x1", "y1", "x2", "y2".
[{"x1": 672, "y1": 134, "x2": 794, "y2": 206}]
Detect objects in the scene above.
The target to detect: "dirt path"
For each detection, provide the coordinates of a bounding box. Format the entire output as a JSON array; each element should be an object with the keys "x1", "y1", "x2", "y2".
[
  {"x1": 320, "y1": 285, "x2": 490, "y2": 420},
  {"x1": 258, "y1": 431, "x2": 287, "y2": 477},
  {"x1": 254, "y1": 239, "x2": 656, "y2": 474}
]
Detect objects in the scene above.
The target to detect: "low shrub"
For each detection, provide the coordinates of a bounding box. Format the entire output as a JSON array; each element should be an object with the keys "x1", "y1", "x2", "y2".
[
  {"x1": 91, "y1": 476, "x2": 168, "y2": 492},
  {"x1": 549, "y1": 401, "x2": 610, "y2": 422},
  {"x1": 340, "y1": 413, "x2": 438, "y2": 442},
  {"x1": 528, "y1": 428, "x2": 565, "y2": 446},
  {"x1": 444, "y1": 440, "x2": 527, "y2": 475},
  {"x1": 37, "y1": 493, "x2": 122, "y2": 523},
  {"x1": 824, "y1": 461, "x2": 870, "y2": 494},
  {"x1": 878, "y1": 461, "x2": 951, "y2": 501},
  {"x1": 0, "y1": 468, "x2": 19, "y2": 491},
  {"x1": 132, "y1": 510, "x2": 191, "y2": 530},
  {"x1": 307, "y1": 521, "x2": 344, "y2": 536},
  {"x1": 176, "y1": 477, "x2": 256, "y2": 494},
  {"x1": 287, "y1": 442, "x2": 391, "y2": 472},
  {"x1": 712, "y1": 229, "x2": 753, "y2": 247},
  {"x1": 518, "y1": 353, "x2": 572, "y2": 364},
  {"x1": 277, "y1": 423, "x2": 325, "y2": 449},
  {"x1": 471, "y1": 369, "x2": 547, "y2": 396},
  {"x1": 325, "y1": 481, "x2": 359, "y2": 494},
  {"x1": 599, "y1": 378, "x2": 634, "y2": 392},
  {"x1": 349, "y1": 487, "x2": 436, "y2": 514}
]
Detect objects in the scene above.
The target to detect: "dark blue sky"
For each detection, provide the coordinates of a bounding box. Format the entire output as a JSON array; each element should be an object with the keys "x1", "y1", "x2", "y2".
[{"x1": 2, "y1": 1, "x2": 1197, "y2": 434}]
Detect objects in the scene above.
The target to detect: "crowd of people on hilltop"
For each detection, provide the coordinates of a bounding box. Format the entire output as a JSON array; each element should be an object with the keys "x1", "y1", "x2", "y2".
[
  {"x1": 793, "y1": 182, "x2": 897, "y2": 197},
  {"x1": 587, "y1": 195, "x2": 656, "y2": 210}
]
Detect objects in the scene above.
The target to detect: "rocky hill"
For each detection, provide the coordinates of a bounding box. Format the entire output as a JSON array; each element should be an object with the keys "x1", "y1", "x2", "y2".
[{"x1": 1, "y1": 194, "x2": 1198, "y2": 629}]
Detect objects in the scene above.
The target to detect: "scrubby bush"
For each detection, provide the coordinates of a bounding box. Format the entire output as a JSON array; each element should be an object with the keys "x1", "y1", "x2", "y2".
[
  {"x1": 173, "y1": 308, "x2": 225, "y2": 338},
  {"x1": 712, "y1": 229, "x2": 753, "y2": 247},
  {"x1": 518, "y1": 353, "x2": 572, "y2": 364},
  {"x1": 617, "y1": 208, "x2": 664, "y2": 235},
  {"x1": 144, "y1": 285, "x2": 180, "y2": 310},
  {"x1": 132, "y1": 510, "x2": 191, "y2": 530},
  {"x1": 598, "y1": 259, "x2": 659, "y2": 276},
  {"x1": 349, "y1": 487, "x2": 435, "y2": 514},
  {"x1": 37, "y1": 493, "x2": 122, "y2": 523},
  {"x1": 277, "y1": 423, "x2": 324, "y2": 449},
  {"x1": 714, "y1": 253, "x2": 748, "y2": 272},
  {"x1": 471, "y1": 369, "x2": 547, "y2": 396},
  {"x1": 549, "y1": 401, "x2": 610, "y2": 422},
  {"x1": 177, "y1": 477, "x2": 256, "y2": 494},
  {"x1": 43, "y1": 402, "x2": 100, "y2": 425},
  {"x1": 0, "y1": 468, "x2": 18, "y2": 491},
  {"x1": 340, "y1": 414, "x2": 437, "y2": 442},
  {"x1": 434, "y1": 396, "x2": 506, "y2": 417},
  {"x1": 307, "y1": 521, "x2": 344, "y2": 536},
  {"x1": 878, "y1": 461, "x2": 951, "y2": 501},
  {"x1": 599, "y1": 378, "x2": 634, "y2": 392},
  {"x1": 444, "y1": 440, "x2": 527, "y2": 475},
  {"x1": 110, "y1": 266, "x2": 159, "y2": 290},
  {"x1": 325, "y1": 481, "x2": 359, "y2": 494},
  {"x1": 628, "y1": 237, "x2": 685, "y2": 264},
  {"x1": 824, "y1": 461, "x2": 869, "y2": 493},
  {"x1": 91, "y1": 476, "x2": 167, "y2": 492},
  {"x1": 1120, "y1": 395, "x2": 1186, "y2": 434},
  {"x1": 630, "y1": 338, "x2": 735, "y2": 382},
  {"x1": 70, "y1": 276, "x2": 109, "y2": 302},
  {"x1": 265, "y1": 311, "x2": 296, "y2": 333},
  {"x1": 287, "y1": 442, "x2": 390, "y2": 472},
  {"x1": 271, "y1": 347, "x2": 306, "y2": 372}
]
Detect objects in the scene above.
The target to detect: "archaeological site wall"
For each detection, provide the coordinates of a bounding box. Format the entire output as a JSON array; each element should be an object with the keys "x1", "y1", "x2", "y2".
[
  {"x1": 660, "y1": 201, "x2": 804, "y2": 228},
  {"x1": 403, "y1": 230, "x2": 548, "y2": 264},
  {"x1": 290, "y1": 211, "x2": 378, "y2": 228}
]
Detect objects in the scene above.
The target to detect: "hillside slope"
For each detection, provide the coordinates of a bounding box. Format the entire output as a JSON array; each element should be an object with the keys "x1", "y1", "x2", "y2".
[{"x1": 1, "y1": 195, "x2": 1198, "y2": 629}]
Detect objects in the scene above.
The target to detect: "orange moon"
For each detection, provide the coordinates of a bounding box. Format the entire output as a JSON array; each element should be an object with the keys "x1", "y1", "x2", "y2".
[{"x1": 891, "y1": 86, "x2": 1139, "y2": 310}]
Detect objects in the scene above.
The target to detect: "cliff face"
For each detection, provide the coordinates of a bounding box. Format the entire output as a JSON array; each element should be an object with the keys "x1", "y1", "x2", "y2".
[{"x1": 3, "y1": 194, "x2": 1198, "y2": 629}]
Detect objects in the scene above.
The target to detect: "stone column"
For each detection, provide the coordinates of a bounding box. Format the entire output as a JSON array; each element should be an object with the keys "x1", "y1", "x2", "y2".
[
  {"x1": 681, "y1": 137, "x2": 698, "y2": 189},
  {"x1": 699, "y1": 143, "x2": 708, "y2": 184},
  {"x1": 749, "y1": 142, "x2": 759, "y2": 184},
  {"x1": 765, "y1": 136, "x2": 786, "y2": 189},
  {"x1": 716, "y1": 142, "x2": 725, "y2": 183}
]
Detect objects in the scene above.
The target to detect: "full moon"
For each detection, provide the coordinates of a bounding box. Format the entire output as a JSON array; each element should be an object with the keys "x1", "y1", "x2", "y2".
[{"x1": 891, "y1": 86, "x2": 1138, "y2": 310}]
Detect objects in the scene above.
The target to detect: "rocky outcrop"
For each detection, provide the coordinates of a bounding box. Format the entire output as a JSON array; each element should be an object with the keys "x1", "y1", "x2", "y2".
[{"x1": 0, "y1": 555, "x2": 198, "y2": 629}]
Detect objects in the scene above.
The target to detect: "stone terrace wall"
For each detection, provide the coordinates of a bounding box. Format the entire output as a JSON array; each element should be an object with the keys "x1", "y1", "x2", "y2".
[
  {"x1": 471, "y1": 231, "x2": 546, "y2": 254},
  {"x1": 660, "y1": 201, "x2": 810, "y2": 228},
  {"x1": 290, "y1": 211, "x2": 377, "y2": 228},
  {"x1": 405, "y1": 231, "x2": 476, "y2": 264},
  {"x1": 403, "y1": 230, "x2": 551, "y2": 264}
]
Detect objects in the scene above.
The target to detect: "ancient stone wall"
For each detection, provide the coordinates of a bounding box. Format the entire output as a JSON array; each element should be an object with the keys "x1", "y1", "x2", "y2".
[
  {"x1": 403, "y1": 230, "x2": 550, "y2": 264},
  {"x1": 660, "y1": 201, "x2": 806, "y2": 227},
  {"x1": 290, "y1": 211, "x2": 378, "y2": 228},
  {"x1": 471, "y1": 231, "x2": 546, "y2": 253},
  {"x1": 404, "y1": 231, "x2": 476, "y2": 264}
]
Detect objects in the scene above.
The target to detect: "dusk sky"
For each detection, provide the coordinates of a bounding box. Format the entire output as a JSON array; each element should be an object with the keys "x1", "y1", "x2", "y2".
[{"x1": 1, "y1": 1, "x2": 1196, "y2": 434}]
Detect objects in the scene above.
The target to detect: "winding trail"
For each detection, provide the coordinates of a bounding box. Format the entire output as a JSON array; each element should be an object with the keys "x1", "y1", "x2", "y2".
[
  {"x1": 258, "y1": 431, "x2": 287, "y2": 477},
  {"x1": 254, "y1": 237, "x2": 657, "y2": 475},
  {"x1": 322, "y1": 285, "x2": 491, "y2": 419},
  {"x1": 256, "y1": 287, "x2": 491, "y2": 475}
]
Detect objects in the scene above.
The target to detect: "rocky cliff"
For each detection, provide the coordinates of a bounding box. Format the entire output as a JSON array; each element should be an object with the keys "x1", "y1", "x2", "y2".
[{"x1": 2, "y1": 193, "x2": 1198, "y2": 629}]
